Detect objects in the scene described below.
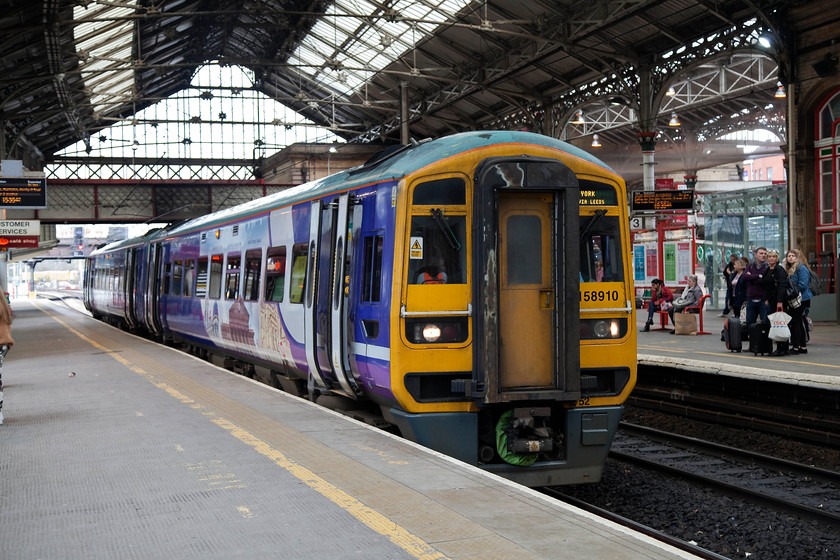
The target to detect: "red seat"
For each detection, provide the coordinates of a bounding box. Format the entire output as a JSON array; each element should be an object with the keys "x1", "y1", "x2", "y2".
[{"x1": 653, "y1": 294, "x2": 712, "y2": 334}]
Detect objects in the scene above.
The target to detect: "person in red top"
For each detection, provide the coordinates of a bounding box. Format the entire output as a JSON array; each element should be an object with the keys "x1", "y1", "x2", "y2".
[{"x1": 640, "y1": 278, "x2": 673, "y2": 332}]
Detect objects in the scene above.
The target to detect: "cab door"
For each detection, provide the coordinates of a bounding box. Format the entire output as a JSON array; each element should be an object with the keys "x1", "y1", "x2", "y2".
[
  {"x1": 498, "y1": 193, "x2": 553, "y2": 388},
  {"x1": 472, "y1": 158, "x2": 580, "y2": 404}
]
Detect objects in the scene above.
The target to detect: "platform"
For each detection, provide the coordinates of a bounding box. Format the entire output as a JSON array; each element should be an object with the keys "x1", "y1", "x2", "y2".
[
  {"x1": 637, "y1": 306, "x2": 840, "y2": 390},
  {"x1": 0, "y1": 298, "x2": 698, "y2": 560}
]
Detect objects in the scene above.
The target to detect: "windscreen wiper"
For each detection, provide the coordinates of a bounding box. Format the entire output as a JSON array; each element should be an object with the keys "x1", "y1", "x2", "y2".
[{"x1": 431, "y1": 208, "x2": 461, "y2": 250}]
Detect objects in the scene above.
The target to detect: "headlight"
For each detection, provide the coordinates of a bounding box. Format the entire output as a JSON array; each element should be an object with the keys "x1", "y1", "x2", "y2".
[
  {"x1": 422, "y1": 324, "x2": 441, "y2": 342},
  {"x1": 406, "y1": 317, "x2": 469, "y2": 344},
  {"x1": 580, "y1": 318, "x2": 626, "y2": 340}
]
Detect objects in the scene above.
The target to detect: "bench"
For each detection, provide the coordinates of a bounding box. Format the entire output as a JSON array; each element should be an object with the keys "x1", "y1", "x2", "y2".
[{"x1": 653, "y1": 294, "x2": 712, "y2": 334}]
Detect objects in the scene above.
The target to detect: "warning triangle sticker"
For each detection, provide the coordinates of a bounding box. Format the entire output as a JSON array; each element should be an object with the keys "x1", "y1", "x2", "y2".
[{"x1": 411, "y1": 240, "x2": 422, "y2": 250}]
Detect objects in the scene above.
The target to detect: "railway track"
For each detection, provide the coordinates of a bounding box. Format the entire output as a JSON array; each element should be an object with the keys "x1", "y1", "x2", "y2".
[{"x1": 611, "y1": 423, "x2": 840, "y2": 528}]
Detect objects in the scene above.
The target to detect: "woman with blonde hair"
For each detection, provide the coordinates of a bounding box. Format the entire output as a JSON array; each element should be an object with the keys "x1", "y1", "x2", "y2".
[
  {"x1": 784, "y1": 249, "x2": 813, "y2": 354},
  {"x1": 0, "y1": 293, "x2": 13, "y2": 425}
]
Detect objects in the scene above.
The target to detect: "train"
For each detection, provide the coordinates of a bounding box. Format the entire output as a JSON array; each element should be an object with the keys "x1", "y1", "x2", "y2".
[{"x1": 84, "y1": 130, "x2": 637, "y2": 487}]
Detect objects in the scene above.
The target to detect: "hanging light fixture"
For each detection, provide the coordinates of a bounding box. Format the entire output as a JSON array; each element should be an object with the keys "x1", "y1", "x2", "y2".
[
  {"x1": 668, "y1": 112, "x2": 681, "y2": 127},
  {"x1": 591, "y1": 134, "x2": 601, "y2": 147},
  {"x1": 571, "y1": 110, "x2": 585, "y2": 125},
  {"x1": 666, "y1": 86, "x2": 676, "y2": 96},
  {"x1": 774, "y1": 83, "x2": 787, "y2": 98}
]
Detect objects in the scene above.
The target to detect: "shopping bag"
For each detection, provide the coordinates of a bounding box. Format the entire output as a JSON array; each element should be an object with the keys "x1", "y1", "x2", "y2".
[
  {"x1": 768, "y1": 311, "x2": 792, "y2": 341},
  {"x1": 674, "y1": 312, "x2": 697, "y2": 335}
]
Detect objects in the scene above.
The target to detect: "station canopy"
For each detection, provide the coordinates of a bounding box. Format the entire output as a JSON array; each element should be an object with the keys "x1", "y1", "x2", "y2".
[{"x1": 2, "y1": 0, "x2": 790, "y2": 182}]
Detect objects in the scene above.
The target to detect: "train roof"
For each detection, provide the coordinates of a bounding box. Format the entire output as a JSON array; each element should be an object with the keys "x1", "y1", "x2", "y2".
[{"x1": 92, "y1": 131, "x2": 617, "y2": 254}]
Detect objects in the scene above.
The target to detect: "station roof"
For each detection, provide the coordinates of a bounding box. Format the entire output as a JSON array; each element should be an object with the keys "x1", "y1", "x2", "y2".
[{"x1": 1, "y1": 0, "x2": 791, "y2": 182}]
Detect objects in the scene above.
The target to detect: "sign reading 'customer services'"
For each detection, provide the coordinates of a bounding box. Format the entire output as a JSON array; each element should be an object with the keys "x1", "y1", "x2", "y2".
[{"x1": 0, "y1": 220, "x2": 40, "y2": 248}]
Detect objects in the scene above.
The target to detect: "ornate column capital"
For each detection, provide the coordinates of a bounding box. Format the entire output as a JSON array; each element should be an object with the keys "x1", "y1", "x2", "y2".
[
  {"x1": 637, "y1": 131, "x2": 658, "y2": 151},
  {"x1": 683, "y1": 174, "x2": 698, "y2": 189}
]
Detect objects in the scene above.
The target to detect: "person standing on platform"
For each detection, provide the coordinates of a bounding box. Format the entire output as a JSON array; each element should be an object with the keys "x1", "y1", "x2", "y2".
[
  {"x1": 720, "y1": 253, "x2": 738, "y2": 317},
  {"x1": 742, "y1": 246, "x2": 769, "y2": 328},
  {"x1": 0, "y1": 293, "x2": 14, "y2": 425},
  {"x1": 730, "y1": 256, "x2": 749, "y2": 319},
  {"x1": 784, "y1": 249, "x2": 813, "y2": 355},
  {"x1": 640, "y1": 278, "x2": 673, "y2": 332},
  {"x1": 764, "y1": 249, "x2": 789, "y2": 356}
]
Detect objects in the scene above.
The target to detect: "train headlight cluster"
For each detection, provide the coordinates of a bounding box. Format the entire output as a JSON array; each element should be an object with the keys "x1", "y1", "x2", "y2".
[
  {"x1": 580, "y1": 318, "x2": 626, "y2": 340},
  {"x1": 406, "y1": 317, "x2": 469, "y2": 344}
]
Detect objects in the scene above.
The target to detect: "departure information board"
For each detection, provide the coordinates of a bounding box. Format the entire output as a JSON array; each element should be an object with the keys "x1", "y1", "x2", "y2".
[
  {"x1": 0, "y1": 177, "x2": 47, "y2": 208},
  {"x1": 632, "y1": 189, "x2": 693, "y2": 211}
]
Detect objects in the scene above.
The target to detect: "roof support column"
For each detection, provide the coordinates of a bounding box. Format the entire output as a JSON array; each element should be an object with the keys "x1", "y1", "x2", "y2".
[
  {"x1": 636, "y1": 65, "x2": 660, "y2": 192},
  {"x1": 400, "y1": 81, "x2": 409, "y2": 146},
  {"x1": 638, "y1": 132, "x2": 658, "y2": 192}
]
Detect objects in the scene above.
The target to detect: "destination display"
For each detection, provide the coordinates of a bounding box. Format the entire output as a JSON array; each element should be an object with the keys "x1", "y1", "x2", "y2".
[
  {"x1": 632, "y1": 189, "x2": 693, "y2": 211},
  {"x1": 579, "y1": 185, "x2": 618, "y2": 206},
  {"x1": 0, "y1": 177, "x2": 47, "y2": 208}
]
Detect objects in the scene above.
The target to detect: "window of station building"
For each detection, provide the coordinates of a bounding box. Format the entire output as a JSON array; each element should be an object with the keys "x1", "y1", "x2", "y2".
[
  {"x1": 172, "y1": 260, "x2": 183, "y2": 296},
  {"x1": 243, "y1": 249, "x2": 262, "y2": 301},
  {"x1": 183, "y1": 259, "x2": 194, "y2": 298},
  {"x1": 289, "y1": 243, "x2": 308, "y2": 304},
  {"x1": 195, "y1": 257, "x2": 208, "y2": 298},
  {"x1": 208, "y1": 254, "x2": 223, "y2": 299},
  {"x1": 264, "y1": 246, "x2": 287, "y2": 303},
  {"x1": 362, "y1": 235, "x2": 383, "y2": 303},
  {"x1": 225, "y1": 253, "x2": 241, "y2": 299}
]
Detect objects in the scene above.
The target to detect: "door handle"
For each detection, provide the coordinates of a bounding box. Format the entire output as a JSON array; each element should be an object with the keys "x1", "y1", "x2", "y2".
[{"x1": 540, "y1": 290, "x2": 554, "y2": 310}]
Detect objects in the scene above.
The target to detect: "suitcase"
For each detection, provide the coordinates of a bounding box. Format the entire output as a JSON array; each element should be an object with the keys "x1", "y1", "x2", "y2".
[
  {"x1": 722, "y1": 317, "x2": 742, "y2": 352},
  {"x1": 748, "y1": 321, "x2": 773, "y2": 355}
]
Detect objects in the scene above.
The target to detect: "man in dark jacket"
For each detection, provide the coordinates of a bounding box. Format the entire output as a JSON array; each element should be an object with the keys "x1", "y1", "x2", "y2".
[
  {"x1": 742, "y1": 247, "x2": 768, "y2": 328},
  {"x1": 720, "y1": 253, "x2": 738, "y2": 317}
]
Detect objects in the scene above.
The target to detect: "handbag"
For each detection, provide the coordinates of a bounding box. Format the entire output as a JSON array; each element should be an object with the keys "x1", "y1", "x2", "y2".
[
  {"x1": 788, "y1": 292, "x2": 802, "y2": 308},
  {"x1": 673, "y1": 296, "x2": 691, "y2": 310},
  {"x1": 784, "y1": 276, "x2": 799, "y2": 300},
  {"x1": 674, "y1": 312, "x2": 697, "y2": 335},
  {"x1": 768, "y1": 311, "x2": 792, "y2": 341}
]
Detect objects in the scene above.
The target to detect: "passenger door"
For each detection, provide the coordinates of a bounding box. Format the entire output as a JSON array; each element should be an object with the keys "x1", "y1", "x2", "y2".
[{"x1": 498, "y1": 193, "x2": 554, "y2": 388}]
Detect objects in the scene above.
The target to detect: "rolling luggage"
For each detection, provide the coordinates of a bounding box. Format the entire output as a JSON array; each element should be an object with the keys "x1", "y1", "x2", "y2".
[
  {"x1": 722, "y1": 317, "x2": 742, "y2": 352},
  {"x1": 748, "y1": 321, "x2": 773, "y2": 355}
]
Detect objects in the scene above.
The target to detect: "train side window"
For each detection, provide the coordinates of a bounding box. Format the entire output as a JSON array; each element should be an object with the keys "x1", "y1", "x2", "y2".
[
  {"x1": 243, "y1": 249, "x2": 262, "y2": 301},
  {"x1": 195, "y1": 257, "x2": 208, "y2": 297},
  {"x1": 208, "y1": 254, "x2": 223, "y2": 299},
  {"x1": 183, "y1": 259, "x2": 194, "y2": 297},
  {"x1": 362, "y1": 235, "x2": 383, "y2": 303},
  {"x1": 172, "y1": 260, "x2": 183, "y2": 296},
  {"x1": 289, "y1": 243, "x2": 308, "y2": 304},
  {"x1": 264, "y1": 246, "x2": 287, "y2": 303},
  {"x1": 162, "y1": 262, "x2": 172, "y2": 295},
  {"x1": 225, "y1": 253, "x2": 241, "y2": 299}
]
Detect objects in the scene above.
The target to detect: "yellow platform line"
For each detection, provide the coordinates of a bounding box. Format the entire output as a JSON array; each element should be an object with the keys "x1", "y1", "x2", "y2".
[{"x1": 37, "y1": 303, "x2": 449, "y2": 560}]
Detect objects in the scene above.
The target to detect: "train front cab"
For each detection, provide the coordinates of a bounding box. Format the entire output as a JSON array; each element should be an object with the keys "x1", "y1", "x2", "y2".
[{"x1": 387, "y1": 154, "x2": 635, "y2": 486}]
